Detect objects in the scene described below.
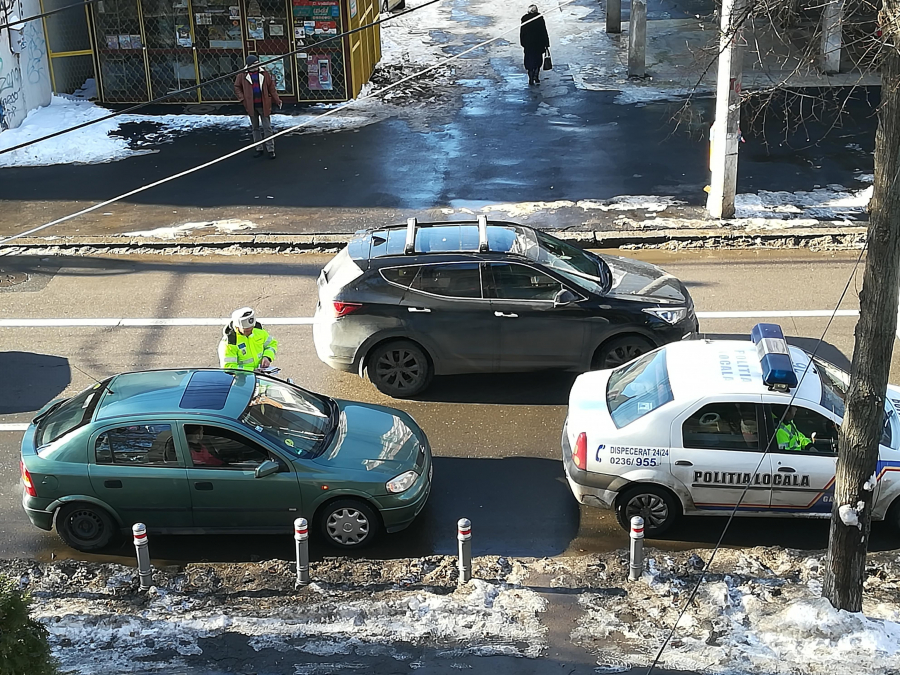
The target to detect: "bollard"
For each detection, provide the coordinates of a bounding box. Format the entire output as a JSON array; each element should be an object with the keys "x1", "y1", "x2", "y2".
[
  {"x1": 132, "y1": 523, "x2": 153, "y2": 590},
  {"x1": 457, "y1": 518, "x2": 472, "y2": 584},
  {"x1": 629, "y1": 516, "x2": 644, "y2": 581},
  {"x1": 294, "y1": 517, "x2": 310, "y2": 587},
  {"x1": 627, "y1": 0, "x2": 647, "y2": 78}
]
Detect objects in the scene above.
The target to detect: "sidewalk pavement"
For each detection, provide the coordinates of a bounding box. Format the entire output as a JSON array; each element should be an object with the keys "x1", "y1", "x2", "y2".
[{"x1": 0, "y1": 0, "x2": 878, "y2": 246}]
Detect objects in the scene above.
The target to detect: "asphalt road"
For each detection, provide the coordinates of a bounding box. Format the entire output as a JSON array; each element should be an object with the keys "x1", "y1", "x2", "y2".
[{"x1": 2, "y1": 249, "x2": 899, "y2": 565}]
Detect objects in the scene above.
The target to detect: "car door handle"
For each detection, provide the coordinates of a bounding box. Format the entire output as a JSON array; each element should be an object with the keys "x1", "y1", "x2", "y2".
[
  {"x1": 494, "y1": 311, "x2": 518, "y2": 318},
  {"x1": 674, "y1": 460, "x2": 693, "y2": 466},
  {"x1": 778, "y1": 467, "x2": 796, "y2": 473},
  {"x1": 194, "y1": 481, "x2": 214, "y2": 490},
  {"x1": 407, "y1": 307, "x2": 431, "y2": 313},
  {"x1": 104, "y1": 479, "x2": 123, "y2": 488}
]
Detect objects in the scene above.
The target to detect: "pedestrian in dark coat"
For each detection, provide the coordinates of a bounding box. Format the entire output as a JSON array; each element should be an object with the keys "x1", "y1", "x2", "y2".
[
  {"x1": 234, "y1": 55, "x2": 283, "y2": 159},
  {"x1": 520, "y1": 4, "x2": 550, "y2": 85}
]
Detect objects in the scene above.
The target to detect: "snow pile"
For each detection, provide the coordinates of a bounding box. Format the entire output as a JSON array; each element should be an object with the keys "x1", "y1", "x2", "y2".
[
  {"x1": 0, "y1": 96, "x2": 143, "y2": 167},
  {"x1": 734, "y1": 186, "x2": 872, "y2": 222},
  {"x1": 122, "y1": 218, "x2": 257, "y2": 239},
  {"x1": 571, "y1": 548, "x2": 900, "y2": 675}
]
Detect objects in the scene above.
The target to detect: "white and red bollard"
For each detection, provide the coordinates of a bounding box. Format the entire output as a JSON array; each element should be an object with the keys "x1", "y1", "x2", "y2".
[
  {"x1": 629, "y1": 516, "x2": 644, "y2": 581},
  {"x1": 457, "y1": 518, "x2": 472, "y2": 584},
  {"x1": 132, "y1": 523, "x2": 153, "y2": 590},
  {"x1": 294, "y1": 517, "x2": 310, "y2": 587}
]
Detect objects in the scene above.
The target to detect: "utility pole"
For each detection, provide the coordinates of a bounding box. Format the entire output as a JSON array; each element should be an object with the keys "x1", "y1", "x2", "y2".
[
  {"x1": 607, "y1": 0, "x2": 622, "y2": 34},
  {"x1": 821, "y1": 0, "x2": 844, "y2": 74},
  {"x1": 706, "y1": 0, "x2": 747, "y2": 219},
  {"x1": 823, "y1": 31, "x2": 900, "y2": 612}
]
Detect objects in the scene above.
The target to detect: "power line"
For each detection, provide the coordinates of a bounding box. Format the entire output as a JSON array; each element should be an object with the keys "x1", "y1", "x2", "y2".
[
  {"x1": 644, "y1": 240, "x2": 868, "y2": 675},
  {"x1": 0, "y1": 0, "x2": 443, "y2": 158},
  {"x1": 0, "y1": 2, "x2": 573, "y2": 246}
]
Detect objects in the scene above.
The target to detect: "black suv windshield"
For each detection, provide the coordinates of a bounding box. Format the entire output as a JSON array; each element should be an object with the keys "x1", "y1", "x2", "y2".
[
  {"x1": 35, "y1": 380, "x2": 110, "y2": 447},
  {"x1": 239, "y1": 376, "x2": 335, "y2": 458},
  {"x1": 532, "y1": 231, "x2": 611, "y2": 293}
]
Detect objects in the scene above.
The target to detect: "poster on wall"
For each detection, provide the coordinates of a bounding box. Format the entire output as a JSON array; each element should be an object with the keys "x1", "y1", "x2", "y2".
[
  {"x1": 228, "y1": 5, "x2": 240, "y2": 18},
  {"x1": 175, "y1": 24, "x2": 192, "y2": 47},
  {"x1": 247, "y1": 16, "x2": 265, "y2": 39},
  {"x1": 292, "y1": 0, "x2": 340, "y2": 20},
  {"x1": 307, "y1": 54, "x2": 332, "y2": 91},
  {"x1": 262, "y1": 56, "x2": 287, "y2": 92},
  {"x1": 349, "y1": 0, "x2": 357, "y2": 17},
  {"x1": 269, "y1": 23, "x2": 284, "y2": 36}
]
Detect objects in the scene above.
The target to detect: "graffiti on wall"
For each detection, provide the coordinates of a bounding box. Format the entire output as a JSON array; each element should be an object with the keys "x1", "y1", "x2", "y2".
[
  {"x1": 0, "y1": 56, "x2": 22, "y2": 130},
  {"x1": 25, "y1": 19, "x2": 46, "y2": 85}
]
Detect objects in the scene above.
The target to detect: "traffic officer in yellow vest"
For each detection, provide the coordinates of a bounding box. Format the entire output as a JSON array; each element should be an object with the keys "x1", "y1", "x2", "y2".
[{"x1": 218, "y1": 307, "x2": 278, "y2": 371}]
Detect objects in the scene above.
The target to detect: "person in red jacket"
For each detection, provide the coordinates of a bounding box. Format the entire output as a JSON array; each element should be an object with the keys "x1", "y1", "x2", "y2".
[{"x1": 234, "y1": 55, "x2": 283, "y2": 159}]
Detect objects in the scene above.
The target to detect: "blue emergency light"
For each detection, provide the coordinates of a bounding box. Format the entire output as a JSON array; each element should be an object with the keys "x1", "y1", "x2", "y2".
[{"x1": 751, "y1": 323, "x2": 798, "y2": 391}]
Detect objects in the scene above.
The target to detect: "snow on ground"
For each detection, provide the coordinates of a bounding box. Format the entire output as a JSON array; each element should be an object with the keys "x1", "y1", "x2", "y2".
[
  {"x1": 7, "y1": 548, "x2": 900, "y2": 675},
  {"x1": 734, "y1": 185, "x2": 873, "y2": 222},
  {"x1": 122, "y1": 218, "x2": 257, "y2": 238}
]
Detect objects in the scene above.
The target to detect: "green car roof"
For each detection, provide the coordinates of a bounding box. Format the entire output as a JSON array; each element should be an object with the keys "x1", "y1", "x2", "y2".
[{"x1": 96, "y1": 369, "x2": 255, "y2": 421}]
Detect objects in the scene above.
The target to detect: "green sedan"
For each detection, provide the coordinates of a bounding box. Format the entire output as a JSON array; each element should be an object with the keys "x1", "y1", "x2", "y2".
[{"x1": 20, "y1": 369, "x2": 432, "y2": 552}]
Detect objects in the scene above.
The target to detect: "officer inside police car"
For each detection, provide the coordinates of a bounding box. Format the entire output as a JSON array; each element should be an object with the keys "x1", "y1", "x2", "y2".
[{"x1": 775, "y1": 406, "x2": 815, "y2": 452}]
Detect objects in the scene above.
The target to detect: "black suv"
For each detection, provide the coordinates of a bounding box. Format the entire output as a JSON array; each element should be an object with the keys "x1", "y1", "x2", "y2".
[{"x1": 313, "y1": 219, "x2": 698, "y2": 397}]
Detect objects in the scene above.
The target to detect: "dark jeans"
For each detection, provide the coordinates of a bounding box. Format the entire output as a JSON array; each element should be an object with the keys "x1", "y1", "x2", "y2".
[{"x1": 250, "y1": 106, "x2": 274, "y2": 152}]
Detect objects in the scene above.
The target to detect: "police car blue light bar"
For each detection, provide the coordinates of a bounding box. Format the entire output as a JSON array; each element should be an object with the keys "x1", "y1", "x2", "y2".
[{"x1": 751, "y1": 323, "x2": 798, "y2": 390}]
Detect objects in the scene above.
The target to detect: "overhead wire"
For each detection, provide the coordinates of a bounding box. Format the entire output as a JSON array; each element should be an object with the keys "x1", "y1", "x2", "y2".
[
  {"x1": 0, "y1": 0, "x2": 575, "y2": 246},
  {"x1": 0, "y1": 0, "x2": 444, "y2": 158},
  {"x1": 644, "y1": 240, "x2": 869, "y2": 675}
]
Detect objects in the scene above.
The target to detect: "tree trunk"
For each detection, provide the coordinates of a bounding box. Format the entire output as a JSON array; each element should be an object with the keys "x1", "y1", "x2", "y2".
[{"x1": 823, "y1": 32, "x2": 900, "y2": 612}]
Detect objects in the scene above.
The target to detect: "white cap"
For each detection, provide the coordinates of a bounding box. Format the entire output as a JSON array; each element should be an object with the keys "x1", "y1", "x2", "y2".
[{"x1": 231, "y1": 306, "x2": 256, "y2": 330}]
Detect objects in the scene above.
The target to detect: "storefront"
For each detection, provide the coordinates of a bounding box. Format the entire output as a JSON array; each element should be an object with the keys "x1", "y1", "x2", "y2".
[{"x1": 41, "y1": 0, "x2": 380, "y2": 104}]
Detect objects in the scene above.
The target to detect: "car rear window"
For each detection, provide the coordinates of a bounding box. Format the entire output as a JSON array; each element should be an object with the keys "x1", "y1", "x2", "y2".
[
  {"x1": 381, "y1": 266, "x2": 420, "y2": 288},
  {"x1": 606, "y1": 349, "x2": 673, "y2": 428},
  {"x1": 35, "y1": 381, "x2": 108, "y2": 448}
]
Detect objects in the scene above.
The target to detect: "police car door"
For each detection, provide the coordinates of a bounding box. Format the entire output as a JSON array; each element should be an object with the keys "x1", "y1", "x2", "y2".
[
  {"x1": 670, "y1": 397, "x2": 772, "y2": 513},
  {"x1": 764, "y1": 402, "x2": 838, "y2": 514}
]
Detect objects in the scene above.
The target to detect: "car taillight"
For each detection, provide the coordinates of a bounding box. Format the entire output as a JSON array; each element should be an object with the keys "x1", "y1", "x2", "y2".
[
  {"x1": 573, "y1": 432, "x2": 587, "y2": 470},
  {"x1": 20, "y1": 460, "x2": 36, "y2": 497},
  {"x1": 333, "y1": 302, "x2": 363, "y2": 318}
]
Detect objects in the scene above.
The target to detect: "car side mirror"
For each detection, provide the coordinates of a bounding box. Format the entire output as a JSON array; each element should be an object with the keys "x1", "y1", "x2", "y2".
[
  {"x1": 554, "y1": 289, "x2": 577, "y2": 307},
  {"x1": 255, "y1": 459, "x2": 280, "y2": 478}
]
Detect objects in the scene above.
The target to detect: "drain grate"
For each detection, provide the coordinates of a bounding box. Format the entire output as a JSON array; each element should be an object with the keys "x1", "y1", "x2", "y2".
[{"x1": 0, "y1": 269, "x2": 28, "y2": 287}]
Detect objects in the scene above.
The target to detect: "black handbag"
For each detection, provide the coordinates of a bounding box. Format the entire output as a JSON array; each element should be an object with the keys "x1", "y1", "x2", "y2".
[{"x1": 543, "y1": 49, "x2": 553, "y2": 71}]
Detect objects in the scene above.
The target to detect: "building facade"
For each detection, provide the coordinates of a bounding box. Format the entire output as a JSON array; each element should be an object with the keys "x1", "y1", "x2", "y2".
[
  {"x1": 41, "y1": 0, "x2": 380, "y2": 104},
  {"x1": 0, "y1": 0, "x2": 52, "y2": 129}
]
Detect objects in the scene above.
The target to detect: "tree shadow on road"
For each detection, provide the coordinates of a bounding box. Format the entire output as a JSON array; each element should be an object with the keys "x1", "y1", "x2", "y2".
[{"x1": 0, "y1": 352, "x2": 70, "y2": 414}]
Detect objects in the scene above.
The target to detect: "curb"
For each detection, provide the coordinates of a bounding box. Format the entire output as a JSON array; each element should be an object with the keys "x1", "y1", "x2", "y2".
[{"x1": 0, "y1": 226, "x2": 869, "y2": 253}]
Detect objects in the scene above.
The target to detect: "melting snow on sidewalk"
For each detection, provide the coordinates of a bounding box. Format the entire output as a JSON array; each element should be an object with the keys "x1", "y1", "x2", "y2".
[{"x1": 0, "y1": 95, "x2": 381, "y2": 168}]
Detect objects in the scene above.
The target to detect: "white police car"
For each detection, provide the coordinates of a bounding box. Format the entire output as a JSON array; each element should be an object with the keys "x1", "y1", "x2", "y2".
[{"x1": 562, "y1": 324, "x2": 900, "y2": 536}]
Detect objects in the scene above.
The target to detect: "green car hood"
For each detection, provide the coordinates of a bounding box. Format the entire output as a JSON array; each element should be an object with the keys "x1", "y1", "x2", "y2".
[{"x1": 312, "y1": 401, "x2": 424, "y2": 475}]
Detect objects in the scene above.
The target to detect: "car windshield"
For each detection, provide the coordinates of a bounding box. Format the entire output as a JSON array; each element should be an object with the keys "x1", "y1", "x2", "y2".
[
  {"x1": 35, "y1": 380, "x2": 110, "y2": 447},
  {"x1": 815, "y1": 356, "x2": 848, "y2": 417},
  {"x1": 532, "y1": 230, "x2": 611, "y2": 293},
  {"x1": 606, "y1": 349, "x2": 673, "y2": 428},
  {"x1": 239, "y1": 376, "x2": 335, "y2": 458}
]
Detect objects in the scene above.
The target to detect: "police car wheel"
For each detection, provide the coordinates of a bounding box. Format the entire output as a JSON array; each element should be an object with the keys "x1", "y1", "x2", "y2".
[
  {"x1": 594, "y1": 336, "x2": 655, "y2": 370},
  {"x1": 887, "y1": 498, "x2": 900, "y2": 534},
  {"x1": 616, "y1": 485, "x2": 680, "y2": 536}
]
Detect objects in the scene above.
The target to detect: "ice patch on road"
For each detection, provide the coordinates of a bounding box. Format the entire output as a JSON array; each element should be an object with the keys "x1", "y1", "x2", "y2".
[
  {"x1": 122, "y1": 219, "x2": 257, "y2": 238},
  {"x1": 443, "y1": 196, "x2": 687, "y2": 220}
]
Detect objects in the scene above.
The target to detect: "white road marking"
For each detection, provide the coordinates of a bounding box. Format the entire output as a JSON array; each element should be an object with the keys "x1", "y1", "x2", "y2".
[
  {"x1": 0, "y1": 423, "x2": 29, "y2": 431},
  {"x1": 696, "y1": 310, "x2": 860, "y2": 319},
  {"x1": 0, "y1": 311, "x2": 860, "y2": 327}
]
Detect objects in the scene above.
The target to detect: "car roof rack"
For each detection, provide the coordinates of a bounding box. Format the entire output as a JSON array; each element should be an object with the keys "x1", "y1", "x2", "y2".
[
  {"x1": 477, "y1": 215, "x2": 489, "y2": 252},
  {"x1": 404, "y1": 217, "x2": 417, "y2": 255}
]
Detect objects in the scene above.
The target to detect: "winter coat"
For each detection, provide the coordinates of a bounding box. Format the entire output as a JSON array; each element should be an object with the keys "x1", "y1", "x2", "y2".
[
  {"x1": 520, "y1": 12, "x2": 550, "y2": 56},
  {"x1": 234, "y1": 69, "x2": 282, "y2": 117}
]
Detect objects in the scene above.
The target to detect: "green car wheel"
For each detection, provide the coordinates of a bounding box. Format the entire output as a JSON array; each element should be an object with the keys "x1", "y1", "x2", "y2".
[
  {"x1": 320, "y1": 499, "x2": 380, "y2": 549},
  {"x1": 56, "y1": 503, "x2": 117, "y2": 552}
]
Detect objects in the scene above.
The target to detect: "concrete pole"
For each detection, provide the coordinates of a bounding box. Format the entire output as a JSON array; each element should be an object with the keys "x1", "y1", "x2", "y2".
[
  {"x1": 821, "y1": 0, "x2": 844, "y2": 74},
  {"x1": 628, "y1": 0, "x2": 647, "y2": 78},
  {"x1": 706, "y1": 0, "x2": 747, "y2": 219},
  {"x1": 606, "y1": 0, "x2": 621, "y2": 34}
]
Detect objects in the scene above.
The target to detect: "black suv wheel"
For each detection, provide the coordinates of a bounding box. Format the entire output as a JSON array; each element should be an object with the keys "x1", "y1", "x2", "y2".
[{"x1": 367, "y1": 340, "x2": 434, "y2": 397}]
